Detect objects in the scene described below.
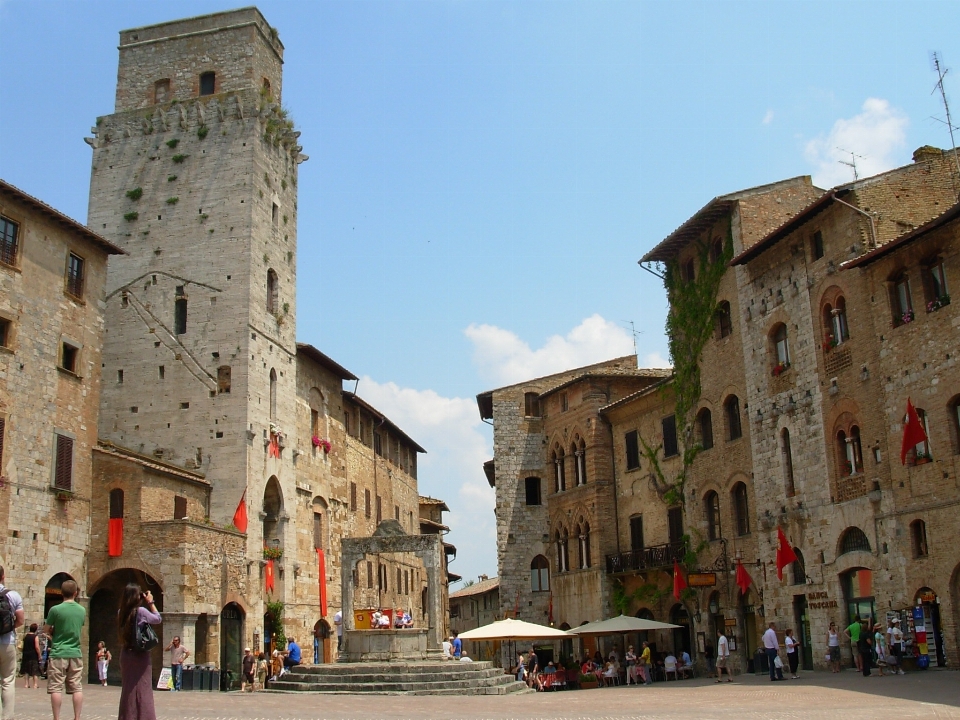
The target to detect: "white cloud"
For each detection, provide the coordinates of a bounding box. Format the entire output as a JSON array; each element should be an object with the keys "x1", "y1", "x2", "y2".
[
  {"x1": 464, "y1": 314, "x2": 636, "y2": 387},
  {"x1": 353, "y1": 376, "x2": 497, "y2": 583},
  {"x1": 805, "y1": 98, "x2": 909, "y2": 189},
  {"x1": 643, "y1": 351, "x2": 670, "y2": 368},
  {"x1": 763, "y1": 109, "x2": 775, "y2": 125}
]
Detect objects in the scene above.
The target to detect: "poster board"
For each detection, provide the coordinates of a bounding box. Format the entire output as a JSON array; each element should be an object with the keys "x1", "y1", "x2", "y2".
[{"x1": 156, "y1": 667, "x2": 172, "y2": 690}]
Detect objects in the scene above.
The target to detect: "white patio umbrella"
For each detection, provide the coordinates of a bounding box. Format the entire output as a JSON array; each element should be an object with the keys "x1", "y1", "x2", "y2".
[
  {"x1": 459, "y1": 618, "x2": 571, "y2": 641},
  {"x1": 568, "y1": 614, "x2": 679, "y2": 636}
]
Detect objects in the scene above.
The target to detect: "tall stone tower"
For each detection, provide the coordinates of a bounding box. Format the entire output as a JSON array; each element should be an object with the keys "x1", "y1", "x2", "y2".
[{"x1": 88, "y1": 7, "x2": 303, "y2": 562}]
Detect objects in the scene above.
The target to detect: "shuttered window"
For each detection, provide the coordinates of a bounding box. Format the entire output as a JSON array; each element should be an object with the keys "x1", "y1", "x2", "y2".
[
  {"x1": 54, "y1": 434, "x2": 74, "y2": 490},
  {"x1": 0, "y1": 416, "x2": 6, "y2": 470},
  {"x1": 109, "y1": 489, "x2": 124, "y2": 518},
  {"x1": 174, "y1": 495, "x2": 188, "y2": 520}
]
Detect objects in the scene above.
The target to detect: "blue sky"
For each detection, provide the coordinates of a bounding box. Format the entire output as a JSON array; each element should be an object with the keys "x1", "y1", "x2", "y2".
[{"x1": 2, "y1": 0, "x2": 958, "y2": 587}]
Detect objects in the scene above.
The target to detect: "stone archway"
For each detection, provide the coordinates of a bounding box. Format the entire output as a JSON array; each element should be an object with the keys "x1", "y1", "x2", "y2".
[{"x1": 88, "y1": 568, "x2": 164, "y2": 685}]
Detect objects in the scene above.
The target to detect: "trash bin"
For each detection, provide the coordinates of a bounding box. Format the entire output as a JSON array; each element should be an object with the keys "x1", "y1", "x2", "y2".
[
  {"x1": 207, "y1": 669, "x2": 220, "y2": 691},
  {"x1": 181, "y1": 667, "x2": 194, "y2": 691},
  {"x1": 194, "y1": 666, "x2": 208, "y2": 691},
  {"x1": 754, "y1": 649, "x2": 768, "y2": 675}
]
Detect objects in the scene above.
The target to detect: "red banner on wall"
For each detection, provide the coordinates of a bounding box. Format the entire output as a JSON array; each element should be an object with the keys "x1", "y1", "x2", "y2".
[
  {"x1": 317, "y1": 549, "x2": 328, "y2": 616},
  {"x1": 108, "y1": 518, "x2": 123, "y2": 557},
  {"x1": 265, "y1": 559, "x2": 275, "y2": 593}
]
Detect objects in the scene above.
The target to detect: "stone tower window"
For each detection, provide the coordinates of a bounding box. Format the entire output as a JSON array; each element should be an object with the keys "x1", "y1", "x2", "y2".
[
  {"x1": 60, "y1": 341, "x2": 79, "y2": 373},
  {"x1": 910, "y1": 519, "x2": 928, "y2": 558},
  {"x1": 263, "y1": 78, "x2": 271, "y2": 93},
  {"x1": 217, "y1": 365, "x2": 231, "y2": 394},
  {"x1": 154, "y1": 79, "x2": 170, "y2": 104},
  {"x1": 697, "y1": 408, "x2": 713, "y2": 450},
  {"x1": 781, "y1": 427, "x2": 795, "y2": 497},
  {"x1": 890, "y1": 270, "x2": 913, "y2": 325},
  {"x1": 266, "y1": 269, "x2": 279, "y2": 315},
  {"x1": 53, "y1": 433, "x2": 74, "y2": 491},
  {"x1": 704, "y1": 490, "x2": 721, "y2": 541},
  {"x1": 662, "y1": 415, "x2": 678, "y2": 457},
  {"x1": 714, "y1": 301, "x2": 733, "y2": 339},
  {"x1": 577, "y1": 523, "x2": 591, "y2": 569},
  {"x1": 836, "y1": 426, "x2": 863, "y2": 476},
  {"x1": 573, "y1": 438, "x2": 586, "y2": 485},
  {"x1": 524, "y1": 477, "x2": 541, "y2": 506},
  {"x1": 109, "y1": 488, "x2": 124, "y2": 519},
  {"x1": 555, "y1": 529, "x2": 569, "y2": 572},
  {"x1": 771, "y1": 323, "x2": 790, "y2": 368},
  {"x1": 552, "y1": 445, "x2": 565, "y2": 493},
  {"x1": 269, "y1": 368, "x2": 277, "y2": 420},
  {"x1": 921, "y1": 257, "x2": 949, "y2": 306},
  {"x1": 0, "y1": 317, "x2": 11, "y2": 349},
  {"x1": 523, "y1": 392, "x2": 540, "y2": 417},
  {"x1": 838, "y1": 526, "x2": 870, "y2": 555},
  {"x1": 811, "y1": 230, "x2": 824, "y2": 260},
  {"x1": 710, "y1": 236, "x2": 724, "y2": 263},
  {"x1": 174, "y1": 286, "x2": 187, "y2": 335},
  {"x1": 66, "y1": 253, "x2": 84, "y2": 299},
  {"x1": 530, "y1": 555, "x2": 549, "y2": 592},
  {"x1": 629, "y1": 515, "x2": 644, "y2": 552},
  {"x1": 624, "y1": 430, "x2": 640, "y2": 470},
  {"x1": 791, "y1": 549, "x2": 806, "y2": 584},
  {"x1": 0, "y1": 215, "x2": 20, "y2": 266},
  {"x1": 822, "y1": 295, "x2": 849, "y2": 345},
  {"x1": 199, "y1": 71, "x2": 216, "y2": 96}
]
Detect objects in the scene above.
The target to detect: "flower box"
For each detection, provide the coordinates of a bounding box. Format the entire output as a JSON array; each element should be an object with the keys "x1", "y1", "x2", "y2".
[
  {"x1": 312, "y1": 436, "x2": 331, "y2": 453},
  {"x1": 772, "y1": 362, "x2": 790, "y2": 377},
  {"x1": 926, "y1": 294, "x2": 951, "y2": 313},
  {"x1": 263, "y1": 547, "x2": 284, "y2": 560}
]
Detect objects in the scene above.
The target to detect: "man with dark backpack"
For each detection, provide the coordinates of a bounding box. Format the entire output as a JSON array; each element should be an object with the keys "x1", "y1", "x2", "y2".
[{"x1": 1, "y1": 564, "x2": 26, "y2": 720}]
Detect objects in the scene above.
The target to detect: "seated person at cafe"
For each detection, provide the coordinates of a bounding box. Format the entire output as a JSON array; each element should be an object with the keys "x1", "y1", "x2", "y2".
[
  {"x1": 679, "y1": 650, "x2": 693, "y2": 677},
  {"x1": 664, "y1": 653, "x2": 678, "y2": 679}
]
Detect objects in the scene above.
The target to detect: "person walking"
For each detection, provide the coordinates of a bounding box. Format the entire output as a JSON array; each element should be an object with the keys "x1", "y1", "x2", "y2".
[
  {"x1": 255, "y1": 652, "x2": 268, "y2": 690},
  {"x1": 0, "y1": 565, "x2": 25, "y2": 720},
  {"x1": 762, "y1": 622, "x2": 783, "y2": 681},
  {"x1": 889, "y1": 618, "x2": 905, "y2": 675},
  {"x1": 21, "y1": 624, "x2": 42, "y2": 689},
  {"x1": 240, "y1": 648, "x2": 255, "y2": 692},
  {"x1": 826, "y1": 622, "x2": 841, "y2": 673},
  {"x1": 784, "y1": 629, "x2": 801, "y2": 678},
  {"x1": 163, "y1": 637, "x2": 189, "y2": 691},
  {"x1": 716, "y1": 629, "x2": 732, "y2": 682},
  {"x1": 117, "y1": 583, "x2": 161, "y2": 720},
  {"x1": 43, "y1": 579, "x2": 85, "y2": 720},
  {"x1": 94, "y1": 642, "x2": 110, "y2": 687}
]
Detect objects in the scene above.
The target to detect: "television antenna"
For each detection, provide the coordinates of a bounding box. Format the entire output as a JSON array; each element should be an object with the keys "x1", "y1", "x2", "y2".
[
  {"x1": 622, "y1": 320, "x2": 641, "y2": 357},
  {"x1": 931, "y1": 52, "x2": 960, "y2": 189},
  {"x1": 837, "y1": 147, "x2": 865, "y2": 181}
]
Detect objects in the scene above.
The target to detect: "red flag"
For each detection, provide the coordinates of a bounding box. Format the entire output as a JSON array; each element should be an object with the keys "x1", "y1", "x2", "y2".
[
  {"x1": 108, "y1": 518, "x2": 124, "y2": 557},
  {"x1": 900, "y1": 399, "x2": 928, "y2": 464},
  {"x1": 672, "y1": 560, "x2": 687, "y2": 600},
  {"x1": 548, "y1": 593, "x2": 554, "y2": 624},
  {"x1": 265, "y1": 559, "x2": 275, "y2": 593},
  {"x1": 317, "y1": 549, "x2": 328, "y2": 617},
  {"x1": 735, "y1": 559, "x2": 752, "y2": 595},
  {"x1": 775, "y1": 527, "x2": 798, "y2": 581},
  {"x1": 232, "y1": 490, "x2": 248, "y2": 534}
]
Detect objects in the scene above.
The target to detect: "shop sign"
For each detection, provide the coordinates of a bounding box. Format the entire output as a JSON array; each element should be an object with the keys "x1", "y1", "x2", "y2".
[
  {"x1": 724, "y1": 618, "x2": 738, "y2": 627},
  {"x1": 687, "y1": 572, "x2": 717, "y2": 587},
  {"x1": 806, "y1": 591, "x2": 838, "y2": 609},
  {"x1": 917, "y1": 590, "x2": 936, "y2": 604}
]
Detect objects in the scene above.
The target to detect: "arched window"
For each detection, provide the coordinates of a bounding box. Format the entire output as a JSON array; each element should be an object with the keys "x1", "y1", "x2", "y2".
[
  {"x1": 832, "y1": 297, "x2": 849, "y2": 342},
  {"x1": 771, "y1": 323, "x2": 790, "y2": 371},
  {"x1": 553, "y1": 446, "x2": 566, "y2": 493},
  {"x1": 781, "y1": 428, "x2": 795, "y2": 497},
  {"x1": 555, "y1": 529, "x2": 569, "y2": 573},
  {"x1": 524, "y1": 477, "x2": 541, "y2": 506},
  {"x1": 269, "y1": 368, "x2": 278, "y2": 421},
  {"x1": 839, "y1": 527, "x2": 871, "y2": 555},
  {"x1": 724, "y1": 396, "x2": 742, "y2": 441},
  {"x1": 531, "y1": 555, "x2": 549, "y2": 592},
  {"x1": 732, "y1": 482, "x2": 749, "y2": 536},
  {"x1": 577, "y1": 523, "x2": 592, "y2": 569},
  {"x1": 704, "y1": 491, "x2": 721, "y2": 541},
  {"x1": 836, "y1": 425, "x2": 863, "y2": 476},
  {"x1": 891, "y1": 270, "x2": 913, "y2": 325},
  {"x1": 267, "y1": 269, "x2": 279, "y2": 315},
  {"x1": 697, "y1": 408, "x2": 714, "y2": 450},
  {"x1": 910, "y1": 520, "x2": 928, "y2": 558},
  {"x1": 573, "y1": 438, "x2": 587, "y2": 486},
  {"x1": 710, "y1": 237, "x2": 724, "y2": 264},
  {"x1": 791, "y1": 548, "x2": 806, "y2": 585},
  {"x1": 715, "y1": 301, "x2": 733, "y2": 339}
]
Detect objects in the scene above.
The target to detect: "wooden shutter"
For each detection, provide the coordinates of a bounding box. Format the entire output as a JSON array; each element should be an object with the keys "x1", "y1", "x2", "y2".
[
  {"x1": 54, "y1": 434, "x2": 74, "y2": 490},
  {"x1": 0, "y1": 416, "x2": 5, "y2": 469},
  {"x1": 174, "y1": 495, "x2": 187, "y2": 520}
]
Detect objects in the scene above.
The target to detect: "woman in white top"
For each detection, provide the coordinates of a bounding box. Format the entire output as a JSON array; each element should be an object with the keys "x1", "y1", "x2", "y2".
[
  {"x1": 889, "y1": 619, "x2": 906, "y2": 675},
  {"x1": 826, "y1": 622, "x2": 841, "y2": 673},
  {"x1": 784, "y1": 629, "x2": 801, "y2": 678},
  {"x1": 873, "y1": 624, "x2": 888, "y2": 676}
]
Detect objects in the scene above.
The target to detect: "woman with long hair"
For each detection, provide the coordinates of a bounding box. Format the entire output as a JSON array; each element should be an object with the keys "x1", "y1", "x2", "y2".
[
  {"x1": 117, "y1": 583, "x2": 161, "y2": 720},
  {"x1": 96, "y1": 640, "x2": 112, "y2": 686},
  {"x1": 20, "y1": 623, "x2": 42, "y2": 688}
]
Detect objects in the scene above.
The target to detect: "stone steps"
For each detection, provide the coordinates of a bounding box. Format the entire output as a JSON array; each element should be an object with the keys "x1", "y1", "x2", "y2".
[{"x1": 266, "y1": 661, "x2": 531, "y2": 695}]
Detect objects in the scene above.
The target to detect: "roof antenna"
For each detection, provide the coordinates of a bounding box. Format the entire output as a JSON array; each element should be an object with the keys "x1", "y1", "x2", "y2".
[
  {"x1": 837, "y1": 147, "x2": 865, "y2": 181},
  {"x1": 623, "y1": 320, "x2": 639, "y2": 358},
  {"x1": 931, "y1": 52, "x2": 960, "y2": 196}
]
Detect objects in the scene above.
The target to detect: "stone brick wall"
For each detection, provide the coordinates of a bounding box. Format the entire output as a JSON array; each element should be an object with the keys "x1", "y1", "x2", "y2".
[{"x1": 0, "y1": 185, "x2": 112, "y2": 631}]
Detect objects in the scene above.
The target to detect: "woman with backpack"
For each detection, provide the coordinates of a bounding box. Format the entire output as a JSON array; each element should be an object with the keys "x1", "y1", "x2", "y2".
[{"x1": 117, "y1": 584, "x2": 161, "y2": 720}]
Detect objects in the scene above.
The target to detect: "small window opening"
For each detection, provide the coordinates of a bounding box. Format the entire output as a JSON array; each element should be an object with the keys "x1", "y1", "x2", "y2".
[
  {"x1": 66, "y1": 253, "x2": 84, "y2": 298},
  {"x1": 812, "y1": 230, "x2": 824, "y2": 260},
  {"x1": 0, "y1": 317, "x2": 11, "y2": 348},
  {"x1": 60, "y1": 342, "x2": 79, "y2": 373},
  {"x1": 154, "y1": 79, "x2": 170, "y2": 104},
  {"x1": 217, "y1": 365, "x2": 231, "y2": 393},
  {"x1": 199, "y1": 71, "x2": 216, "y2": 96},
  {"x1": 174, "y1": 495, "x2": 188, "y2": 520}
]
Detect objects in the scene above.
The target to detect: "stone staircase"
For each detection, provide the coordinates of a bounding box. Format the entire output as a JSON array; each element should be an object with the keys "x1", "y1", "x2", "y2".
[{"x1": 267, "y1": 661, "x2": 530, "y2": 695}]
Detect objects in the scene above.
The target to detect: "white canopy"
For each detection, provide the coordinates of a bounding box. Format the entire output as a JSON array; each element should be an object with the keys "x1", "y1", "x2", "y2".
[
  {"x1": 458, "y1": 618, "x2": 571, "y2": 641},
  {"x1": 568, "y1": 614, "x2": 680, "y2": 636}
]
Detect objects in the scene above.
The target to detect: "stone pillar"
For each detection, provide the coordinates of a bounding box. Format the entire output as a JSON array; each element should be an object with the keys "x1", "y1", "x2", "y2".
[{"x1": 341, "y1": 551, "x2": 358, "y2": 631}]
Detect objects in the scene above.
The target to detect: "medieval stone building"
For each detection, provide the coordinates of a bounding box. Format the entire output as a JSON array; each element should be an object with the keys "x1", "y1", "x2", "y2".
[{"x1": 2, "y1": 8, "x2": 450, "y2": 687}]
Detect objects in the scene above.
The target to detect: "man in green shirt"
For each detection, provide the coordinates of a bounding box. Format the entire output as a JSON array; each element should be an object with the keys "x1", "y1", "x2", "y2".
[
  {"x1": 43, "y1": 580, "x2": 86, "y2": 720},
  {"x1": 843, "y1": 615, "x2": 863, "y2": 673}
]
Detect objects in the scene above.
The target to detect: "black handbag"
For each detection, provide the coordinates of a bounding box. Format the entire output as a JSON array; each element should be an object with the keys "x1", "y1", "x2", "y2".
[{"x1": 135, "y1": 621, "x2": 159, "y2": 652}]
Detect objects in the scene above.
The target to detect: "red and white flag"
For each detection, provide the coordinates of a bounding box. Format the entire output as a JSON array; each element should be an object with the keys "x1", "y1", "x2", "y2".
[
  {"x1": 900, "y1": 399, "x2": 928, "y2": 464},
  {"x1": 775, "y1": 527, "x2": 798, "y2": 581},
  {"x1": 672, "y1": 560, "x2": 687, "y2": 600},
  {"x1": 735, "y1": 560, "x2": 753, "y2": 595}
]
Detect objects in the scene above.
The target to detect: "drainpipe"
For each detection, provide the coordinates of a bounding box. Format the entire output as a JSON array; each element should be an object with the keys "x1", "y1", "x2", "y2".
[{"x1": 833, "y1": 195, "x2": 878, "y2": 249}]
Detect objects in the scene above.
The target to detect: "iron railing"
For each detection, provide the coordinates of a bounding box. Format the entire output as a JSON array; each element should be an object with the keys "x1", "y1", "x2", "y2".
[{"x1": 605, "y1": 540, "x2": 687, "y2": 575}]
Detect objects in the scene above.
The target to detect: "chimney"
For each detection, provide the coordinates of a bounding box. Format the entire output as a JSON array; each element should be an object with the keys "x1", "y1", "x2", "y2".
[
  {"x1": 479, "y1": 574, "x2": 488, "y2": 582},
  {"x1": 913, "y1": 146, "x2": 943, "y2": 163}
]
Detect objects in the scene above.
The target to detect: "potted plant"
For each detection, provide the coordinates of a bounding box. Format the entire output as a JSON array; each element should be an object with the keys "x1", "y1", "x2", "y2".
[
  {"x1": 901, "y1": 310, "x2": 915, "y2": 324},
  {"x1": 55, "y1": 490, "x2": 74, "y2": 501},
  {"x1": 914, "y1": 450, "x2": 932, "y2": 465},
  {"x1": 578, "y1": 673, "x2": 599, "y2": 689},
  {"x1": 841, "y1": 460, "x2": 853, "y2": 476},
  {"x1": 927, "y1": 294, "x2": 951, "y2": 312},
  {"x1": 772, "y1": 361, "x2": 789, "y2": 377},
  {"x1": 311, "y1": 436, "x2": 331, "y2": 453},
  {"x1": 263, "y1": 547, "x2": 284, "y2": 560},
  {"x1": 822, "y1": 333, "x2": 837, "y2": 353}
]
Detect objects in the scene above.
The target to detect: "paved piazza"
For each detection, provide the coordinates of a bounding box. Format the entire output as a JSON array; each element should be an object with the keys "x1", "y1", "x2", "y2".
[{"x1": 11, "y1": 670, "x2": 959, "y2": 720}]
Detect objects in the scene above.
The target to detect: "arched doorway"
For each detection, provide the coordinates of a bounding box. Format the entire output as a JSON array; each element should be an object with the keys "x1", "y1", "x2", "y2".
[
  {"x1": 740, "y1": 588, "x2": 758, "y2": 670},
  {"x1": 314, "y1": 617, "x2": 331, "y2": 664},
  {"x1": 44, "y1": 572, "x2": 74, "y2": 618},
  {"x1": 88, "y1": 568, "x2": 163, "y2": 685},
  {"x1": 220, "y1": 603, "x2": 245, "y2": 690},
  {"x1": 914, "y1": 586, "x2": 946, "y2": 667},
  {"x1": 670, "y1": 604, "x2": 691, "y2": 656}
]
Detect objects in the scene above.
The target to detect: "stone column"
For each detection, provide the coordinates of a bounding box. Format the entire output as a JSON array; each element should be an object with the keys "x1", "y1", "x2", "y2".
[{"x1": 340, "y1": 551, "x2": 358, "y2": 631}]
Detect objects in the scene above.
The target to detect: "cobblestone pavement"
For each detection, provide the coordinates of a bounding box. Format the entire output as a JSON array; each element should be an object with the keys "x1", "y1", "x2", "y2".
[{"x1": 11, "y1": 670, "x2": 959, "y2": 719}]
